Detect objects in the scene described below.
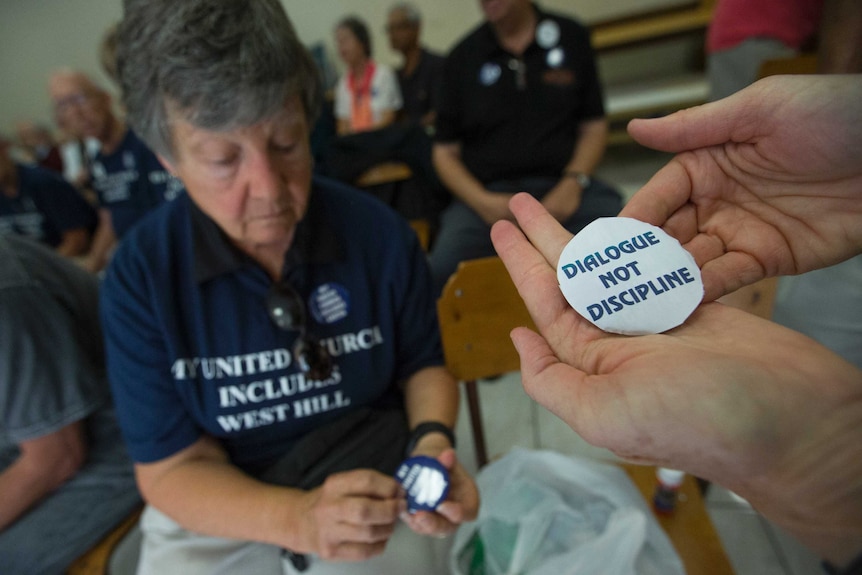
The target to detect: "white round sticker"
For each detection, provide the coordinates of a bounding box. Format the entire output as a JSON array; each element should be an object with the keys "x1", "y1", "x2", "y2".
[
  {"x1": 536, "y1": 20, "x2": 560, "y2": 49},
  {"x1": 557, "y1": 217, "x2": 703, "y2": 335},
  {"x1": 546, "y1": 47, "x2": 564, "y2": 68},
  {"x1": 479, "y1": 62, "x2": 501, "y2": 86}
]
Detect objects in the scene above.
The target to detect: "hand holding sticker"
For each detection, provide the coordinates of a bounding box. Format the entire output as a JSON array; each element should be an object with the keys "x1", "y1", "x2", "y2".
[
  {"x1": 395, "y1": 456, "x2": 451, "y2": 513},
  {"x1": 557, "y1": 217, "x2": 703, "y2": 335}
]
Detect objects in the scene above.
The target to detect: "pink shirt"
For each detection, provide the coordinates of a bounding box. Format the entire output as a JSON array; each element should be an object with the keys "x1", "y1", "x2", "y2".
[{"x1": 707, "y1": 0, "x2": 824, "y2": 53}]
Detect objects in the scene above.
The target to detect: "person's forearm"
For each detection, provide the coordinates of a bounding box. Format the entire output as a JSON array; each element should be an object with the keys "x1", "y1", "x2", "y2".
[
  {"x1": 83, "y1": 212, "x2": 116, "y2": 272},
  {"x1": 562, "y1": 118, "x2": 608, "y2": 177},
  {"x1": 373, "y1": 110, "x2": 397, "y2": 131},
  {"x1": 817, "y1": 0, "x2": 862, "y2": 73},
  {"x1": 403, "y1": 366, "x2": 460, "y2": 453},
  {"x1": 137, "y1": 439, "x2": 309, "y2": 550},
  {"x1": 432, "y1": 144, "x2": 488, "y2": 211},
  {"x1": 735, "y1": 376, "x2": 862, "y2": 567},
  {"x1": 336, "y1": 118, "x2": 352, "y2": 136},
  {"x1": 0, "y1": 423, "x2": 87, "y2": 530},
  {"x1": 56, "y1": 228, "x2": 90, "y2": 258},
  {"x1": 0, "y1": 461, "x2": 64, "y2": 530}
]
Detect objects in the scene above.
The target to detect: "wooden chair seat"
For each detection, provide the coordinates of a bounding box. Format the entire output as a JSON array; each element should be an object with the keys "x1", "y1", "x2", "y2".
[{"x1": 66, "y1": 505, "x2": 143, "y2": 575}]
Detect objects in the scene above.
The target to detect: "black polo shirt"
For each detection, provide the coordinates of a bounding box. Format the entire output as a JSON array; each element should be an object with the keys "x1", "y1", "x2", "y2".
[
  {"x1": 435, "y1": 3, "x2": 605, "y2": 185},
  {"x1": 398, "y1": 47, "x2": 445, "y2": 125}
]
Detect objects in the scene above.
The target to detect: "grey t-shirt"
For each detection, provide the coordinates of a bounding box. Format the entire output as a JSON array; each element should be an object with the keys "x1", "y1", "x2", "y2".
[{"x1": 0, "y1": 235, "x2": 108, "y2": 445}]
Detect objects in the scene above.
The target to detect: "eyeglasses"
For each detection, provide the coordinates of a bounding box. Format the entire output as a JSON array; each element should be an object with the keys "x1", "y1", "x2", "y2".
[
  {"x1": 266, "y1": 282, "x2": 333, "y2": 381},
  {"x1": 385, "y1": 21, "x2": 414, "y2": 33},
  {"x1": 53, "y1": 92, "x2": 94, "y2": 113}
]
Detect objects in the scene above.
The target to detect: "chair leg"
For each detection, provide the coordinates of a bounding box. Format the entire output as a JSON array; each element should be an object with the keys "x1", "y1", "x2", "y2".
[{"x1": 465, "y1": 379, "x2": 488, "y2": 468}]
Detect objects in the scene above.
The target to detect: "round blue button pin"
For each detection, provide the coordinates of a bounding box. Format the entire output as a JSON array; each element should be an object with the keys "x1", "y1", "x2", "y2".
[{"x1": 395, "y1": 456, "x2": 451, "y2": 513}]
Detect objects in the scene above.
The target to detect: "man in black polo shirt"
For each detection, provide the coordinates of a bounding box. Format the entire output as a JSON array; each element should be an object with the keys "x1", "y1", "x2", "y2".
[
  {"x1": 429, "y1": 0, "x2": 622, "y2": 294},
  {"x1": 386, "y1": 2, "x2": 445, "y2": 130}
]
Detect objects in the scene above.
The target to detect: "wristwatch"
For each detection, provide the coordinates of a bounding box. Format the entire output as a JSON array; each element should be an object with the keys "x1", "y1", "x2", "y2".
[
  {"x1": 563, "y1": 170, "x2": 591, "y2": 189},
  {"x1": 405, "y1": 421, "x2": 456, "y2": 456}
]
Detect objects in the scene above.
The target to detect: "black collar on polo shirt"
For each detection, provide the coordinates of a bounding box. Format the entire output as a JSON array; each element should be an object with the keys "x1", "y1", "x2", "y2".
[{"x1": 190, "y1": 187, "x2": 342, "y2": 284}]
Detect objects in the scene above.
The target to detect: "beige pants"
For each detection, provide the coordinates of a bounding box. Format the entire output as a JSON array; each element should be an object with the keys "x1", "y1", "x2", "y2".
[{"x1": 136, "y1": 505, "x2": 453, "y2": 575}]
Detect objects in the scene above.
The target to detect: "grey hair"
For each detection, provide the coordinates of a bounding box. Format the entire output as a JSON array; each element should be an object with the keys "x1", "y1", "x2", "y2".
[
  {"x1": 115, "y1": 0, "x2": 323, "y2": 161},
  {"x1": 389, "y1": 2, "x2": 422, "y2": 24}
]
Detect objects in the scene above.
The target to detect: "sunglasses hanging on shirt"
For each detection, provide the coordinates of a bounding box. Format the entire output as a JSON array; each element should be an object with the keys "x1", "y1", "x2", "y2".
[{"x1": 266, "y1": 282, "x2": 333, "y2": 381}]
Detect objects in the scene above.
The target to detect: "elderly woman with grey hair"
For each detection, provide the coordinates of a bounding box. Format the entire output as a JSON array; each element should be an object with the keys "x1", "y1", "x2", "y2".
[{"x1": 102, "y1": 1, "x2": 478, "y2": 573}]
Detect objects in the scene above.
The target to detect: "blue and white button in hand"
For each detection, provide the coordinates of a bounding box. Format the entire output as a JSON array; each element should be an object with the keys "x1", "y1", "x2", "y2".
[{"x1": 395, "y1": 456, "x2": 450, "y2": 513}]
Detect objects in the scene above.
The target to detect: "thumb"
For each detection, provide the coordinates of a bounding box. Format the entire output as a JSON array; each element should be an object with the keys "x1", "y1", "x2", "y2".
[{"x1": 510, "y1": 326, "x2": 590, "y2": 429}]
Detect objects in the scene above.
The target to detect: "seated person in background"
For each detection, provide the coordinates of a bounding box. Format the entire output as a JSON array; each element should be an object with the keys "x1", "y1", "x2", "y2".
[
  {"x1": 429, "y1": 0, "x2": 622, "y2": 294},
  {"x1": 14, "y1": 121, "x2": 64, "y2": 174},
  {"x1": 0, "y1": 133, "x2": 96, "y2": 257},
  {"x1": 334, "y1": 16, "x2": 403, "y2": 135},
  {"x1": 0, "y1": 235, "x2": 140, "y2": 575},
  {"x1": 103, "y1": 1, "x2": 478, "y2": 573},
  {"x1": 490, "y1": 75, "x2": 862, "y2": 574},
  {"x1": 48, "y1": 70, "x2": 184, "y2": 273},
  {"x1": 386, "y1": 2, "x2": 445, "y2": 130}
]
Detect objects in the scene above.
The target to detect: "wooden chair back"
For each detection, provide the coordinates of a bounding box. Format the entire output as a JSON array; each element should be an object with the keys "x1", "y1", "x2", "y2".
[{"x1": 437, "y1": 256, "x2": 535, "y2": 467}]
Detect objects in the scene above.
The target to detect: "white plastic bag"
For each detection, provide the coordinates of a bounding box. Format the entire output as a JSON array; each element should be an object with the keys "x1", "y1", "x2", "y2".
[{"x1": 450, "y1": 448, "x2": 685, "y2": 575}]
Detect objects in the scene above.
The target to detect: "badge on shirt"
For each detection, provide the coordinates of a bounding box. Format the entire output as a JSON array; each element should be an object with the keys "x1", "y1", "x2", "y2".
[
  {"x1": 479, "y1": 62, "x2": 502, "y2": 86},
  {"x1": 536, "y1": 19, "x2": 561, "y2": 49},
  {"x1": 546, "y1": 47, "x2": 565, "y2": 68},
  {"x1": 308, "y1": 283, "x2": 350, "y2": 325}
]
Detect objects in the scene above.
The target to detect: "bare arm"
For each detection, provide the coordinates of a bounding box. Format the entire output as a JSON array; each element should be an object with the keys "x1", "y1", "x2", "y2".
[
  {"x1": 336, "y1": 119, "x2": 352, "y2": 136},
  {"x1": 0, "y1": 422, "x2": 87, "y2": 531},
  {"x1": 817, "y1": 0, "x2": 862, "y2": 73},
  {"x1": 432, "y1": 142, "x2": 512, "y2": 225},
  {"x1": 372, "y1": 110, "x2": 397, "y2": 131},
  {"x1": 81, "y1": 208, "x2": 116, "y2": 273},
  {"x1": 136, "y1": 435, "x2": 403, "y2": 561},
  {"x1": 55, "y1": 228, "x2": 90, "y2": 258},
  {"x1": 542, "y1": 118, "x2": 609, "y2": 222},
  {"x1": 400, "y1": 366, "x2": 479, "y2": 536}
]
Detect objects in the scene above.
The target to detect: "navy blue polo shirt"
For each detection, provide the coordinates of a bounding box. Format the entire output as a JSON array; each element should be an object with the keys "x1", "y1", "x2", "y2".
[
  {"x1": 91, "y1": 129, "x2": 184, "y2": 238},
  {"x1": 0, "y1": 164, "x2": 97, "y2": 247},
  {"x1": 435, "y1": 3, "x2": 605, "y2": 184},
  {"x1": 101, "y1": 177, "x2": 443, "y2": 474}
]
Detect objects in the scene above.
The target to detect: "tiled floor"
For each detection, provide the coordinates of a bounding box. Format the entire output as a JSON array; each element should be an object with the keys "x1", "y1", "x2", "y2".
[
  {"x1": 451, "y1": 373, "x2": 825, "y2": 575},
  {"x1": 447, "y1": 144, "x2": 825, "y2": 575}
]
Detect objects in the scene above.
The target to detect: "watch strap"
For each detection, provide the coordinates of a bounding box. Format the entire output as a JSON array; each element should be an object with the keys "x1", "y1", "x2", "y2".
[
  {"x1": 563, "y1": 170, "x2": 591, "y2": 188},
  {"x1": 405, "y1": 421, "x2": 456, "y2": 456}
]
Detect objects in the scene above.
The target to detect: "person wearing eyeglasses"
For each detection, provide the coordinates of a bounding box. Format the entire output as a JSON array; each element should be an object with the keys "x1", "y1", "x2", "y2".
[
  {"x1": 100, "y1": 1, "x2": 478, "y2": 574},
  {"x1": 47, "y1": 70, "x2": 184, "y2": 273}
]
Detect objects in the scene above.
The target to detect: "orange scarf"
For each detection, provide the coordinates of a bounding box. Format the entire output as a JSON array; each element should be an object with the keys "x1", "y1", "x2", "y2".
[{"x1": 348, "y1": 61, "x2": 376, "y2": 133}]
